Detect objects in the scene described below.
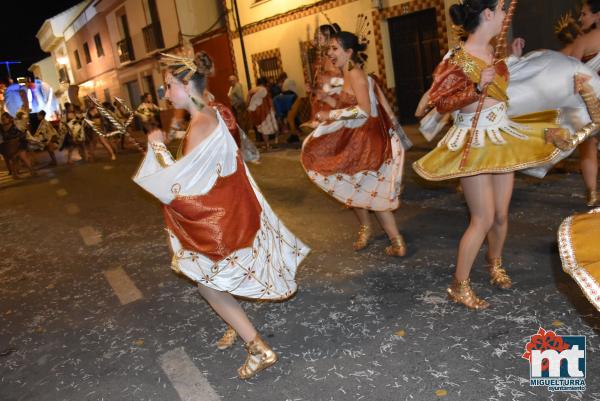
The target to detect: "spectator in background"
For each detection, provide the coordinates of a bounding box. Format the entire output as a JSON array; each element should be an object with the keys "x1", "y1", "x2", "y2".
[
  {"x1": 268, "y1": 76, "x2": 282, "y2": 98},
  {"x1": 228, "y1": 75, "x2": 246, "y2": 121},
  {"x1": 247, "y1": 77, "x2": 278, "y2": 150},
  {"x1": 281, "y1": 72, "x2": 297, "y2": 95},
  {"x1": 273, "y1": 72, "x2": 299, "y2": 138}
]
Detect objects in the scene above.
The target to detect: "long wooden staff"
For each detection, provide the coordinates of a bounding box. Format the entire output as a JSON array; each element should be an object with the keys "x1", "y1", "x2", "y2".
[{"x1": 459, "y1": 0, "x2": 518, "y2": 170}]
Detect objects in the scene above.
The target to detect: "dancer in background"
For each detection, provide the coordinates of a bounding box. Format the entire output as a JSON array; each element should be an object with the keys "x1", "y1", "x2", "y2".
[
  {"x1": 33, "y1": 110, "x2": 59, "y2": 166},
  {"x1": 562, "y1": 0, "x2": 600, "y2": 206},
  {"x1": 85, "y1": 100, "x2": 117, "y2": 161},
  {"x1": 307, "y1": 23, "x2": 343, "y2": 125},
  {"x1": 134, "y1": 52, "x2": 309, "y2": 379},
  {"x1": 301, "y1": 28, "x2": 406, "y2": 256}
]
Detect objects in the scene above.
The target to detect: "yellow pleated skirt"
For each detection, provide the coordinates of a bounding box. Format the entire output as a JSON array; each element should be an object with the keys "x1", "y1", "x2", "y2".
[
  {"x1": 558, "y1": 209, "x2": 600, "y2": 312},
  {"x1": 413, "y1": 103, "x2": 564, "y2": 181}
]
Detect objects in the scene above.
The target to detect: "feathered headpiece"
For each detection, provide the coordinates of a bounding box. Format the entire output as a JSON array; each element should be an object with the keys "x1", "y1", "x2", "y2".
[
  {"x1": 320, "y1": 11, "x2": 340, "y2": 34},
  {"x1": 355, "y1": 13, "x2": 371, "y2": 47},
  {"x1": 159, "y1": 51, "x2": 214, "y2": 83},
  {"x1": 554, "y1": 11, "x2": 582, "y2": 44}
]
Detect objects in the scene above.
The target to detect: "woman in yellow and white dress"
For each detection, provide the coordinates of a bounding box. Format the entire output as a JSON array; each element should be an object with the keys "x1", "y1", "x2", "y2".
[
  {"x1": 558, "y1": 208, "x2": 600, "y2": 312},
  {"x1": 413, "y1": 0, "x2": 566, "y2": 310}
]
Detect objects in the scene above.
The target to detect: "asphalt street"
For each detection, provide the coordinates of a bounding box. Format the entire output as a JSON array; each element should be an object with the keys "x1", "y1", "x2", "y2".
[{"x1": 0, "y1": 129, "x2": 598, "y2": 401}]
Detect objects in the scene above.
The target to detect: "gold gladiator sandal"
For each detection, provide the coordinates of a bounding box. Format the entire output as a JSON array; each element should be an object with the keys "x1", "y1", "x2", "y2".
[
  {"x1": 447, "y1": 278, "x2": 489, "y2": 310},
  {"x1": 486, "y1": 257, "x2": 512, "y2": 289},
  {"x1": 353, "y1": 225, "x2": 372, "y2": 251},
  {"x1": 587, "y1": 189, "x2": 599, "y2": 207},
  {"x1": 216, "y1": 326, "x2": 237, "y2": 350},
  {"x1": 385, "y1": 235, "x2": 406, "y2": 257},
  {"x1": 238, "y1": 334, "x2": 278, "y2": 380}
]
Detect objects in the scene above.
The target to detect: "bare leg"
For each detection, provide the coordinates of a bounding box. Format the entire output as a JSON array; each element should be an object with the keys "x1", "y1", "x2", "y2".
[
  {"x1": 261, "y1": 133, "x2": 270, "y2": 151},
  {"x1": 46, "y1": 143, "x2": 58, "y2": 166},
  {"x1": 196, "y1": 284, "x2": 257, "y2": 343},
  {"x1": 17, "y1": 151, "x2": 36, "y2": 176},
  {"x1": 87, "y1": 138, "x2": 96, "y2": 161},
  {"x1": 375, "y1": 210, "x2": 405, "y2": 256},
  {"x1": 353, "y1": 207, "x2": 371, "y2": 227},
  {"x1": 97, "y1": 135, "x2": 116, "y2": 160},
  {"x1": 8, "y1": 158, "x2": 19, "y2": 178},
  {"x1": 351, "y1": 207, "x2": 372, "y2": 250},
  {"x1": 579, "y1": 137, "x2": 599, "y2": 204},
  {"x1": 78, "y1": 144, "x2": 88, "y2": 162},
  {"x1": 374, "y1": 210, "x2": 400, "y2": 240},
  {"x1": 486, "y1": 173, "x2": 514, "y2": 260},
  {"x1": 3, "y1": 156, "x2": 13, "y2": 176},
  {"x1": 455, "y1": 175, "x2": 495, "y2": 281}
]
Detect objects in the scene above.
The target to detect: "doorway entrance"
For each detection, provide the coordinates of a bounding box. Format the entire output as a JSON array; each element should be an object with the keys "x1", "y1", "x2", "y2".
[{"x1": 388, "y1": 8, "x2": 441, "y2": 124}]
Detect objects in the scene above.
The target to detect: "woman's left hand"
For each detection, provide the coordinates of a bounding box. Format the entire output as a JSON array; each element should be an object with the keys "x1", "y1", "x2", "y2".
[
  {"x1": 147, "y1": 128, "x2": 165, "y2": 143},
  {"x1": 511, "y1": 37, "x2": 525, "y2": 57}
]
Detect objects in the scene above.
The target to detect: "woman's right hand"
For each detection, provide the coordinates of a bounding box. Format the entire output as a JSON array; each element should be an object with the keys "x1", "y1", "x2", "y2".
[{"x1": 479, "y1": 66, "x2": 496, "y2": 90}]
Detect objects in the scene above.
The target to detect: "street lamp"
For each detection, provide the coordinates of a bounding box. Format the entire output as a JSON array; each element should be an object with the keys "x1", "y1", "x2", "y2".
[{"x1": 0, "y1": 61, "x2": 22, "y2": 80}]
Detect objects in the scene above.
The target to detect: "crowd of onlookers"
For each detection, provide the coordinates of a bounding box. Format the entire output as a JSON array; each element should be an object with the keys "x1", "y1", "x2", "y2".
[{"x1": 229, "y1": 71, "x2": 304, "y2": 151}]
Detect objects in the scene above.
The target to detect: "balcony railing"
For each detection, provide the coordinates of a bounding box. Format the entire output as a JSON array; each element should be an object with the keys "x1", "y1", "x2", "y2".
[
  {"x1": 142, "y1": 23, "x2": 164, "y2": 53},
  {"x1": 117, "y1": 37, "x2": 135, "y2": 63}
]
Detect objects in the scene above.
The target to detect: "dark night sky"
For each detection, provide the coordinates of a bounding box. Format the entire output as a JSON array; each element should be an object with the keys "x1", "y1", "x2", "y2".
[{"x1": 0, "y1": 0, "x2": 82, "y2": 82}]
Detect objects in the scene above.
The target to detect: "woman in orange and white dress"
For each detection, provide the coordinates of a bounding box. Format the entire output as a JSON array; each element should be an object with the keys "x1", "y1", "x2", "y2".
[
  {"x1": 301, "y1": 31, "x2": 407, "y2": 256},
  {"x1": 134, "y1": 52, "x2": 309, "y2": 380}
]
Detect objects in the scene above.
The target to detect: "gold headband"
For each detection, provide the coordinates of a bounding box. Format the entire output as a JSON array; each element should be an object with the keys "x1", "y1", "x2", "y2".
[{"x1": 160, "y1": 53, "x2": 198, "y2": 83}]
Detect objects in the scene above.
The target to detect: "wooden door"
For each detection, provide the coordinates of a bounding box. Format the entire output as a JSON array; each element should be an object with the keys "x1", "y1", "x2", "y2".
[
  {"x1": 194, "y1": 30, "x2": 236, "y2": 107},
  {"x1": 512, "y1": 0, "x2": 576, "y2": 51},
  {"x1": 388, "y1": 8, "x2": 440, "y2": 124}
]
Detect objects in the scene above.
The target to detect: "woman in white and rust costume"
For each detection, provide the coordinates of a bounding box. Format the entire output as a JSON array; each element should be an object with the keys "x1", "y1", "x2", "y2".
[
  {"x1": 301, "y1": 30, "x2": 407, "y2": 256},
  {"x1": 133, "y1": 52, "x2": 310, "y2": 379},
  {"x1": 413, "y1": 0, "x2": 570, "y2": 310}
]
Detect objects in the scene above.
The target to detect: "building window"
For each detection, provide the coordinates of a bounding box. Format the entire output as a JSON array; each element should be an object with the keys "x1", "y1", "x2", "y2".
[
  {"x1": 83, "y1": 42, "x2": 92, "y2": 63},
  {"x1": 74, "y1": 50, "x2": 81, "y2": 69},
  {"x1": 58, "y1": 66, "x2": 69, "y2": 83},
  {"x1": 142, "y1": 0, "x2": 164, "y2": 52},
  {"x1": 94, "y1": 33, "x2": 104, "y2": 57},
  {"x1": 251, "y1": 48, "x2": 283, "y2": 84}
]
